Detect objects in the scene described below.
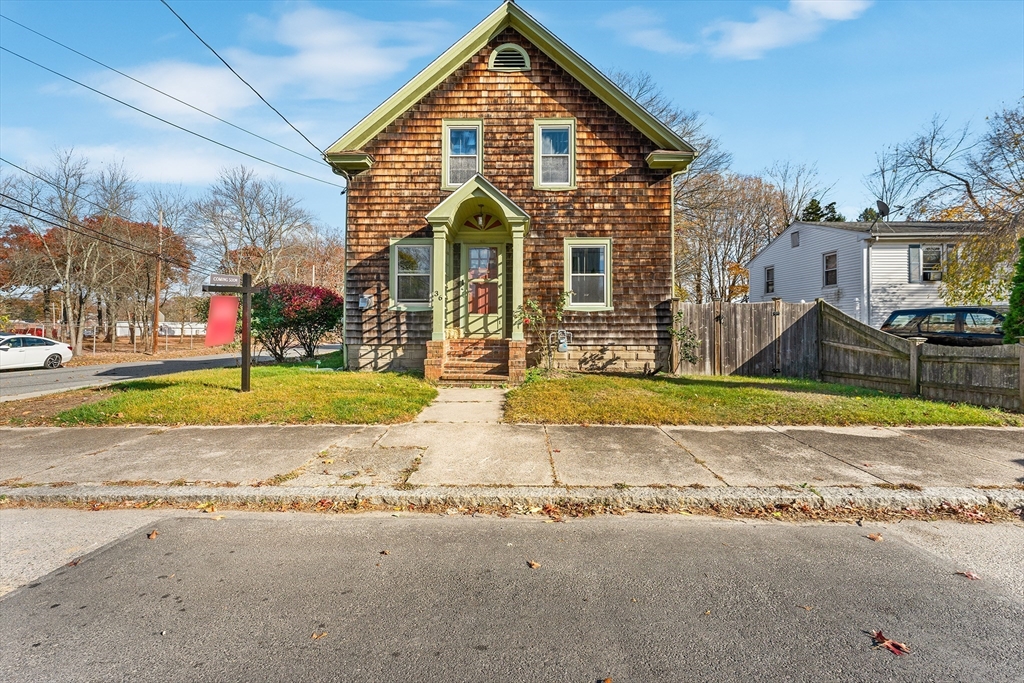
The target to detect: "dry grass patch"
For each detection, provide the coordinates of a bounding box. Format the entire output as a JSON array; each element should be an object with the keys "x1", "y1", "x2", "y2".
[{"x1": 503, "y1": 373, "x2": 1024, "y2": 427}]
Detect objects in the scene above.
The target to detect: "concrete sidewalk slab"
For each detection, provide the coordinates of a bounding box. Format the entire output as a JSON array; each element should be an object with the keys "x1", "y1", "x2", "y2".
[
  {"x1": 0, "y1": 427, "x2": 154, "y2": 482},
  {"x1": 898, "y1": 427, "x2": 1024, "y2": 476},
  {"x1": 663, "y1": 426, "x2": 885, "y2": 487},
  {"x1": 380, "y1": 423, "x2": 551, "y2": 486},
  {"x1": 414, "y1": 387, "x2": 505, "y2": 423},
  {"x1": 547, "y1": 426, "x2": 722, "y2": 487},
  {"x1": 780, "y1": 426, "x2": 1022, "y2": 487},
  {"x1": 30, "y1": 426, "x2": 354, "y2": 485},
  {"x1": 286, "y1": 445, "x2": 422, "y2": 487}
]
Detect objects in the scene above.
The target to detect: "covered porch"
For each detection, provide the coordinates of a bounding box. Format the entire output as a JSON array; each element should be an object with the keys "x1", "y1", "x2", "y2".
[{"x1": 423, "y1": 175, "x2": 530, "y2": 384}]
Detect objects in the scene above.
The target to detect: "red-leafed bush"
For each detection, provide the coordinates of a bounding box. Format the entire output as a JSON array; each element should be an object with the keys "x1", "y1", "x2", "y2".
[{"x1": 252, "y1": 284, "x2": 344, "y2": 361}]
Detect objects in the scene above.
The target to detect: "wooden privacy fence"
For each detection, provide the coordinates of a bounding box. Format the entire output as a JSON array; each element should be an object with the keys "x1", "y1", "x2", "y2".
[{"x1": 671, "y1": 299, "x2": 1024, "y2": 412}]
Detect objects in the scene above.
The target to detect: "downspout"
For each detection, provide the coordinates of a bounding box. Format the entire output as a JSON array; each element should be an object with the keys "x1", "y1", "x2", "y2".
[
  {"x1": 329, "y1": 166, "x2": 351, "y2": 370},
  {"x1": 862, "y1": 235, "x2": 876, "y2": 326}
]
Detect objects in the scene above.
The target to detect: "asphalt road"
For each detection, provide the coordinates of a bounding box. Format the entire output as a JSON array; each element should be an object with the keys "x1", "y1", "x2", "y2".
[
  {"x1": 1, "y1": 512, "x2": 1021, "y2": 682},
  {"x1": 0, "y1": 345, "x2": 341, "y2": 400}
]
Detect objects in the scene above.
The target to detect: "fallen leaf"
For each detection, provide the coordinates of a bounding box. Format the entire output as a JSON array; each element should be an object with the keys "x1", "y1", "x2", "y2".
[
  {"x1": 603, "y1": 679, "x2": 612, "y2": 683},
  {"x1": 957, "y1": 570, "x2": 981, "y2": 580},
  {"x1": 323, "y1": 459, "x2": 334, "y2": 464},
  {"x1": 703, "y1": 610, "x2": 711, "y2": 615},
  {"x1": 552, "y1": 449, "x2": 561, "y2": 453},
  {"x1": 202, "y1": 506, "x2": 217, "y2": 514},
  {"x1": 66, "y1": 558, "x2": 81, "y2": 567},
  {"x1": 210, "y1": 515, "x2": 225, "y2": 520},
  {"x1": 21, "y1": 411, "x2": 31, "y2": 416},
  {"x1": 797, "y1": 605, "x2": 813, "y2": 611},
  {"x1": 871, "y1": 630, "x2": 910, "y2": 656},
  {"x1": 527, "y1": 560, "x2": 541, "y2": 569},
  {"x1": 147, "y1": 530, "x2": 159, "y2": 540},
  {"x1": 867, "y1": 533, "x2": 883, "y2": 542},
  {"x1": 311, "y1": 631, "x2": 328, "y2": 640},
  {"x1": 380, "y1": 550, "x2": 390, "y2": 556}
]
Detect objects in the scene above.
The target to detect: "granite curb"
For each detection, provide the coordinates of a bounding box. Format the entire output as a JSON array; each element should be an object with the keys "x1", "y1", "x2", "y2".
[{"x1": 2, "y1": 484, "x2": 1022, "y2": 512}]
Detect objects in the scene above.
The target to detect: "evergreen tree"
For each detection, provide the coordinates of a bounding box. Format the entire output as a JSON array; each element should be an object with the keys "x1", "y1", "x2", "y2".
[
  {"x1": 800, "y1": 199, "x2": 846, "y2": 222},
  {"x1": 858, "y1": 207, "x2": 880, "y2": 222},
  {"x1": 1003, "y1": 236, "x2": 1024, "y2": 343}
]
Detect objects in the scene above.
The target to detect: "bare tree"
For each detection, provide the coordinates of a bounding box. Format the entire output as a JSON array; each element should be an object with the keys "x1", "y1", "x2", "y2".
[
  {"x1": 863, "y1": 145, "x2": 918, "y2": 220},
  {"x1": 189, "y1": 166, "x2": 314, "y2": 284},
  {"x1": 764, "y1": 161, "x2": 823, "y2": 232}
]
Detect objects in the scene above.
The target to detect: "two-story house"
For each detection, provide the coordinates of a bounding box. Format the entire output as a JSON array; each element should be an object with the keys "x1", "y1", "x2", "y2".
[
  {"x1": 747, "y1": 221, "x2": 991, "y2": 327},
  {"x1": 325, "y1": 1, "x2": 694, "y2": 383}
]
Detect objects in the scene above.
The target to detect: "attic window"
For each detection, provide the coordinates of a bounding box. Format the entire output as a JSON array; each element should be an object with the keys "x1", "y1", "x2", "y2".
[{"x1": 488, "y1": 43, "x2": 530, "y2": 72}]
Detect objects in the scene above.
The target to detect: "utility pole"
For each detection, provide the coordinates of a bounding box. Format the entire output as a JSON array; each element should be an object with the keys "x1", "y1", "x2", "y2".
[{"x1": 152, "y1": 210, "x2": 163, "y2": 355}]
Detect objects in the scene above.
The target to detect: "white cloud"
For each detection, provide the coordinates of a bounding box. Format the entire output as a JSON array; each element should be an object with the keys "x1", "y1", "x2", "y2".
[
  {"x1": 99, "y1": 7, "x2": 447, "y2": 122},
  {"x1": 704, "y1": 0, "x2": 872, "y2": 60},
  {"x1": 597, "y1": 8, "x2": 697, "y2": 56}
]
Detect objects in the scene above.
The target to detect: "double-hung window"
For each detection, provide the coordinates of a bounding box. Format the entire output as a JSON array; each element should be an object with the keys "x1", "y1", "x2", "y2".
[
  {"x1": 390, "y1": 239, "x2": 432, "y2": 310},
  {"x1": 765, "y1": 267, "x2": 775, "y2": 294},
  {"x1": 564, "y1": 238, "x2": 612, "y2": 309},
  {"x1": 823, "y1": 252, "x2": 838, "y2": 287},
  {"x1": 909, "y1": 244, "x2": 955, "y2": 282},
  {"x1": 442, "y1": 120, "x2": 482, "y2": 189},
  {"x1": 534, "y1": 119, "x2": 576, "y2": 189}
]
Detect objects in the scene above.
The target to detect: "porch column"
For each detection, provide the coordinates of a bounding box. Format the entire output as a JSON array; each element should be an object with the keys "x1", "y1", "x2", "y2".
[
  {"x1": 431, "y1": 228, "x2": 448, "y2": 341},
  {"x1": 511, "y1": 229, "x2": 525, "y2": 341}
]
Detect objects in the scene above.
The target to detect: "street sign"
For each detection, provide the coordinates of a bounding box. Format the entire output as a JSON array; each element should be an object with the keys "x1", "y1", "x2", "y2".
[{"x1": 210, "y1": 273, "x2": 241, "y2": 286}]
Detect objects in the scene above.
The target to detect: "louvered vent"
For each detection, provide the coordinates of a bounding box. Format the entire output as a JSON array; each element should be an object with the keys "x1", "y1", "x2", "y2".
[{"x1": 488, "y1": 44, "x2": 530, "y2": 72}]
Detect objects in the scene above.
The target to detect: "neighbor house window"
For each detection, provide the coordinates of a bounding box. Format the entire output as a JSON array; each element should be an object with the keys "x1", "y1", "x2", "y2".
[
  {"x1": 389, "y1": 238, "x2": 432, "y2": 309},
  {"x1": 442, "y1": 120, "x2": 482, "y2": 189},
  {"x1": 765, "y1": 267, "x2": 775, "y2": 294},
  {"x1": 564, "y1": 238, "x2": 612, "y2": 309},
  {"x1": 823, "y1": 252, "x2": 838, "y2": 287},
  {"x1": 534, "y1": 119, "x2": 576, "y2": 190},
  {"x1": 791, "y1": 231, "x2": 800, "y2": 248},
  {"x1": 909, "y1": 243, "x2": 956, "y2": 282}
]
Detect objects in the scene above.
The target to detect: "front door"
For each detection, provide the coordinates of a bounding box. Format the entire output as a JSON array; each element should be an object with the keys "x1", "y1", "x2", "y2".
[{"x1": 462, "y1": 244, "x2": 504, "y2": 338}]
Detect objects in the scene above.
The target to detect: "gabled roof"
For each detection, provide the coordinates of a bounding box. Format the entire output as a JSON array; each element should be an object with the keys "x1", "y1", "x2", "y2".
[
  {"x1": 426, "y1": 174, "x2": 530, "y2": 237},
  {"x1": 794, "y1": 221, "x2": 990, "y2": 239},
  {"x1": 326, "y1": 1, "x2": 695, "y2": 159}
]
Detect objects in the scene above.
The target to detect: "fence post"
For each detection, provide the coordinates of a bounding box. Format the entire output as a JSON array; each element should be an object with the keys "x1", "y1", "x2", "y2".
[
  {"x1": 772, "y1": 297, "x2": 782, "y2": 375},
  {"x1": 669, "y1": 298, "x2": 680, "y2": 375},
  {"x1": 908, "y1": 337, "x2": 927, "y2": 396},
  {"x1": 712, "y1": 298, "x2": 722, "y2": 376},
  {"x1": 1018, "y1": 337, "x2": 1024, "y2": 412}
]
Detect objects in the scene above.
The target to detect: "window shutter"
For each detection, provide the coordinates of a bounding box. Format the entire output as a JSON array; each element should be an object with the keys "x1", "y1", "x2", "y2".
[{"x1": 908, "y1": 245, "x2": 921, "y2": 283}]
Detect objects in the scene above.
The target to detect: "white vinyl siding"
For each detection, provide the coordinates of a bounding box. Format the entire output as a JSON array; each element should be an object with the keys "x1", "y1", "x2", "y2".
[
  {"x1": 748, "y1": 224, "x2": 866, "y2": 321},
  {"x1": 868, "y1": 243, "x2": 948, "y2": 327}
]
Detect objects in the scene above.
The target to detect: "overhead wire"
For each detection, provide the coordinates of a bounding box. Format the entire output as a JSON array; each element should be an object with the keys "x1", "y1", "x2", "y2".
[
  {"x1": 0, "y1": 46, "x2": 345, "y2": 189},
  {"x1": 0, "y1": 13, "x2": 323, "y2": 166},
  {"x1": 159, "y1": 0, "x2": 327, "y2": 158}
]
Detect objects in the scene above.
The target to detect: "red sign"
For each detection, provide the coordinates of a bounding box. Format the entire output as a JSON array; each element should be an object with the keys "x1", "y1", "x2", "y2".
[{"x1": 205, "y1": 295, "x2": 239, "y2": 346}]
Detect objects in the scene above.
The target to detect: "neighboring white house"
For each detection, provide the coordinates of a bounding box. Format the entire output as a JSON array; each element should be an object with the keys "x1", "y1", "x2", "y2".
[{"x1": 747, "y1": 221, "x2": 991, "y2": 327}]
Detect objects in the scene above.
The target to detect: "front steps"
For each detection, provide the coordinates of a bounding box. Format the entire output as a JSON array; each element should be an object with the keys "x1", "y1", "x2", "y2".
[{"x1": 425, "y1": 338, "x2": 526, "y2": 386}]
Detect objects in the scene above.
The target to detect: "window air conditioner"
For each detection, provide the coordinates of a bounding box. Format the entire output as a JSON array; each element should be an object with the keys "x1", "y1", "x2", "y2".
[{"x1": 923, "y1": 271, "x2": 942, "y2": 282}]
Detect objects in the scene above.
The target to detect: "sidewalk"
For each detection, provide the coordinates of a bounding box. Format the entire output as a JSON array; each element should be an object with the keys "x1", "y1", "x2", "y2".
[{"x1": 1, "y1": 388, "x2": 1022, "y2": 513}]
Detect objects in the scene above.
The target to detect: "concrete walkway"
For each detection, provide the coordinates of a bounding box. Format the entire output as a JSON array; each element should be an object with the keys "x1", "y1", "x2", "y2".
[{"x1": 2, "y1": 420, "x2": 1022, "y2": 494}]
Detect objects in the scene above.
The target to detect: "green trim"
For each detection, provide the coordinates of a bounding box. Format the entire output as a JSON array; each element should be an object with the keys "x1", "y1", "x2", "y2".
[
  {"x1": 646, "y1": 150, "x2": 694, "y2": 172},
  {"x1": 460, "y1": 242, "x2": 507, "y2": 338},
  {"x1": 488, "y1": 43, "x2": 531, "y2": 71},
  {"x1": 563, "y1": 237, "x2": 613, "y2": 311},
  {"x1": 325, "y1": 152, "x2": 374, "y2": 174},
  {"x1": 533, "y1": 118, "x2": 576, "y2": 191},
  {"x1": 441, "y1": 119, "x2": 484, "y2": 191},
  {"x1": 325, "y1": 1, "x2": 695, "y2": 154},
  {"x1": 388, "y1": 238, "x2": 433, "y2": 311},
  {"x1": 426, "y1": 174, "x2": 530, "y2": 239}
]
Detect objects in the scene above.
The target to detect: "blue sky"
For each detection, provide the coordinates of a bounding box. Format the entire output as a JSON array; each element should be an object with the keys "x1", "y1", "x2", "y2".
[{"x1": 1, "y1": 0, "x2": 1021, "y2": 229}]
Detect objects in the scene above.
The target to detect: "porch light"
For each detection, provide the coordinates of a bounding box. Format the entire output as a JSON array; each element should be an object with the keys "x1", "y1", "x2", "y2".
[{"x1": 475, "y1": 204, "x2": 486, "y2": 229}]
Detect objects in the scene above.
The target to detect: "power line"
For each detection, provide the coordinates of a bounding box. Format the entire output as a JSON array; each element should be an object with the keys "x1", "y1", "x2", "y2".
[
  {"x1": 0, "y1": 196, "x2": 198, "y2": 272},
  {"x1": 0, "y1": 46, "x2": 345, "y2": 189},
  {"x1": 0, "y1": 13, "x2": 323, "y2": 166},
  {"x1": 160, "y1": 0, "x2": 326, "y2": 157}
]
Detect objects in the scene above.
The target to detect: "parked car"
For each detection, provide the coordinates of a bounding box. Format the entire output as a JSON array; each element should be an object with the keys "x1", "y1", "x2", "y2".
[
  {"x1": 0, "y1": 334, "x2": 74, "y2": 369},
  {"x1": 880, "y1": 307, "x2": 1006, "y2": 346}
]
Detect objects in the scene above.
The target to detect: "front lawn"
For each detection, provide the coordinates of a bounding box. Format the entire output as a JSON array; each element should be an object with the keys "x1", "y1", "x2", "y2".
[
  {"x1": 503, "y1": 373, "x2": 1024, "y2": 426},
  {"x1": 50, "y1": 353, "x2": 437, "y2": 426}
]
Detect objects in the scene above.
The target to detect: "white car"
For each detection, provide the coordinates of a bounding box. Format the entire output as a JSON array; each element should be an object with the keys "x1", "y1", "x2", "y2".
[{"x1": 0, "y1": 334, "x2": 74, "y2": 370}]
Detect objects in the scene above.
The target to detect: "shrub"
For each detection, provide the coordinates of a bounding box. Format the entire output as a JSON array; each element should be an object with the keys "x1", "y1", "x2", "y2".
[
  {"x1": 1004, "y1": 236, "x2": 1024, "y2": 343},
  {"x1": 252, "y1": 284, "x2": 344, "y2": 361}
]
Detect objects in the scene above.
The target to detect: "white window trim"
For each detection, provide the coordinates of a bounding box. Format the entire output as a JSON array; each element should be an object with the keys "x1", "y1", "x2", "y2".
[
  {"x1": 822, "y1": 251, "x2": 838, "y2": 288},
  {"x1": 534, "y1": 118, "x2": 576, "y2": 191},
  {"x1": 764, "y1": 266, "x2": 775, "y2": 294},
  {"x1": 389, "y1": 238, "x2": 433, "y2": 311},
  {"x1": 487, "y1": 43, "x2": 531, "y2": 71},
  {"x1": 564, "y1": 238, "x2": 612, "y2": 311},
  {"x1": 909, "y1": 243, "x2": 955, "y2": 283},
  {"x1": 441, "y1": 119, "x2": 483, "y2": 191}
]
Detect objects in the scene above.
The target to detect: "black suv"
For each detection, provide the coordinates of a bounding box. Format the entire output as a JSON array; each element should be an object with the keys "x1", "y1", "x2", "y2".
[{"x1": 880, "y1": 307, "x2": 1007, "y2": 346}]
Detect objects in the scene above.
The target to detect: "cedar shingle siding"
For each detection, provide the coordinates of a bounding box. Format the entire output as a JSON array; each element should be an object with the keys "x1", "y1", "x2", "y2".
[{"x1": 346, "y1": 28, "x2": 673, "y2": 371}]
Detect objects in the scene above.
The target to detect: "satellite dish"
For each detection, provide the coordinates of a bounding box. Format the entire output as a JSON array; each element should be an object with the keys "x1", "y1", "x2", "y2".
[{"x1": 876, "y1": 200, "x2": 890, "y2": 218}]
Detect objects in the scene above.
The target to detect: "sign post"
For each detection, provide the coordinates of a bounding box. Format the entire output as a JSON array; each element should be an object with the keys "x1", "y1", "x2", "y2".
[{"x1": 202, "y1": 273, "x2": 262, "y2": 392}]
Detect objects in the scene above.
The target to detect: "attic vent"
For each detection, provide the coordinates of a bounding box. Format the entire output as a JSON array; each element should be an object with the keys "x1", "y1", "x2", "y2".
[{"x1": 488, "y1": 43, "x2": 530, "y2": 72}]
